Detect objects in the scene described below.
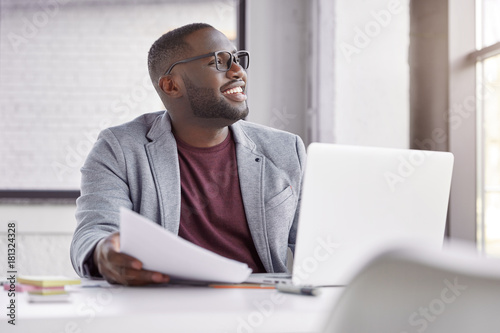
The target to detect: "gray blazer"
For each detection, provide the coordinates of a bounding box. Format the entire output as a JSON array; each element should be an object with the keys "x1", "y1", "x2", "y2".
[{"x1": 70, "y1": 111, "x2": 306, "y2": 277}]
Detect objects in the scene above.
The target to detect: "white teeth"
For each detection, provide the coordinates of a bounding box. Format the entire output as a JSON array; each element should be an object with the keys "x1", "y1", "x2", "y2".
[{"x1": 223, "y1": 86, "x2": 243, "y2": 94}]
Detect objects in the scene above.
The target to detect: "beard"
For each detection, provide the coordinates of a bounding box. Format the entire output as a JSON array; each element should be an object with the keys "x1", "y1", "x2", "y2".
[{"x1": 183, "y1": 75, "x2": 249, "y2": 121}]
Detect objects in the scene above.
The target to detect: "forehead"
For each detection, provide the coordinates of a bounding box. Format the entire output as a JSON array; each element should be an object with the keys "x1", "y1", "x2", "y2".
[{"x1": 184, "y1": 28, "x2": 236, "y2": 55}]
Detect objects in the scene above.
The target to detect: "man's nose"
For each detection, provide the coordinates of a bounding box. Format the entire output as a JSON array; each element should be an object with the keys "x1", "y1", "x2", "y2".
[{"x1": 226, "y1": 61, "x2": 246, "y2": 79}]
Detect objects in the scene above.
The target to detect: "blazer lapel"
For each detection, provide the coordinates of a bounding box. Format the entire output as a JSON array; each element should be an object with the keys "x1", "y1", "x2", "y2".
[
  {"x1": 231, "y1": 122, "x2": 273, "y2": 273},
  {"x1": 145, "y1": 112, "x2": 181, "y2": 234}
]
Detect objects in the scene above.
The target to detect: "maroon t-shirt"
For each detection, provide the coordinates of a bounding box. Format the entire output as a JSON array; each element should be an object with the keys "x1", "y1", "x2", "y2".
[{"x1": 175, "y1": 130, "x2": 266, "y2": 273}]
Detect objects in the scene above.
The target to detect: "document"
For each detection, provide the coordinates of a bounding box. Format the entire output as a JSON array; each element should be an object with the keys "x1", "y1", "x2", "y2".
[{"x1": 119, "y1": 207, "x2": 252, "y2": 283}]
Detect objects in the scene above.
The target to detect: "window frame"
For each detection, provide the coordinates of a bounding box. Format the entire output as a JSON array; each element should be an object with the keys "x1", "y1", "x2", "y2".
[
  {"x1": 448, "y1": 0, "x2": 500, "y2": 249},
  {"x1": 448, "y1": 0, "x2": 478, "y2": 244}
]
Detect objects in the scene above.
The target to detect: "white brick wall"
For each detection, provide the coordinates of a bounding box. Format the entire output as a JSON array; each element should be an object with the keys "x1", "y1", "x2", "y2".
[
  {"x1": 0, "y1": 0, "x2": 237, "y2": 190},
  {"x1": 0, "y1": 233, "x2": 76, "y2": 277}
]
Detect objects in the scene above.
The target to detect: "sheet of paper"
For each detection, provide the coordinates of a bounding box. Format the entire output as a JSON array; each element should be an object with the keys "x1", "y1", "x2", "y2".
[{"x1": 119, "y1": 207, "x2": 252, "y2": 283}]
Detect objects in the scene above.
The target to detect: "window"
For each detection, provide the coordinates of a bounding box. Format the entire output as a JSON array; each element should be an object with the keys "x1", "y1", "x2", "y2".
[
  {"x1": 0, "y1": 0, "x2": 242, "y2": 200},
  {"x1": 477, "y1": 0, "x2": 500, "y2": 256}
]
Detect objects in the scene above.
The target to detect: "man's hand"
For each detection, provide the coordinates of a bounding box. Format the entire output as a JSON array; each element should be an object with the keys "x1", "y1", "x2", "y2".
[{"x1": 93, "y1": 232, "x2": 170, "y2": 286}]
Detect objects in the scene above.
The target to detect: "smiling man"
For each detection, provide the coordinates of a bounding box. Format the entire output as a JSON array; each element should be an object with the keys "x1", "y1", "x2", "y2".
[{"x1": 70, "y1": 23, "x2": 306, "y2": 286}]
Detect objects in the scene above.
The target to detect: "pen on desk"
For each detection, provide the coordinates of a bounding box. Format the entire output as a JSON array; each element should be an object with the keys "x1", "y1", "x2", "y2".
[
  {"x1": 209, "y1": 284, "x2": 275, "y2": 289},
  {"x1": 275, "y1": 284, "x2": 320, "y2": 296}
]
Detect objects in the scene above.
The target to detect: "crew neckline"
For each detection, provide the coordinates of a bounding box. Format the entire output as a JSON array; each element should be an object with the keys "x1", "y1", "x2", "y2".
[{"x1": 174, "y1": 129, "x2": 233, "y2": 153}]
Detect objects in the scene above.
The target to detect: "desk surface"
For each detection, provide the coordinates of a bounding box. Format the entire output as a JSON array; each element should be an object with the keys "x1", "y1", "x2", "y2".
[{"x1": 1, "y1": 281, "x2": 343, "y2": 333}]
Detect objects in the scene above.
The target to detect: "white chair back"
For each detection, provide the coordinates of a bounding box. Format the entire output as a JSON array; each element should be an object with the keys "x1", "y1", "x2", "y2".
[{"x1": 323, "y1": 243, "x2": 500, "y2": 333}]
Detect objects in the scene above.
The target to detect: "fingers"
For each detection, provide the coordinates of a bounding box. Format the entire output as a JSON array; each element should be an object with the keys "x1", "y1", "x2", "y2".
[
  {"x1": 112, "y1": 267, "x2": 170, "y2": 286},
  {"x1": 94, "y1": 232, "x2": 170, "y2": 286}
]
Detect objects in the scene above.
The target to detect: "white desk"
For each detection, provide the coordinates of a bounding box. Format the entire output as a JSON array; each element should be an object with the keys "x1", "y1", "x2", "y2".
[{"x1": 1, "y1": 282, "x2": 343, "y2": 333}]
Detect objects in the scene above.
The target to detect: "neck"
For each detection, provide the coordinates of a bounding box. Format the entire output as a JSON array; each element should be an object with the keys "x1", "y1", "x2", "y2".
[{"x1": 171, "y1": 121, "x2": 230, "y2": 148}]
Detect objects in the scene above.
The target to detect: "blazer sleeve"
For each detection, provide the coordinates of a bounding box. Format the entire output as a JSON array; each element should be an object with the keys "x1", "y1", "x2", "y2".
[
  {"x1": 70, "y1": 128, "x2": 133, "y2": 278},
  {"x1": 287, "y1": 134, "x2": 307, "y2": 254}
]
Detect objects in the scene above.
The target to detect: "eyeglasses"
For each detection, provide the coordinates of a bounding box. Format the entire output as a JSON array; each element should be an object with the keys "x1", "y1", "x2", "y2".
[{"x1": 163, "y1": 50, "x2": 250, "y2": 76}]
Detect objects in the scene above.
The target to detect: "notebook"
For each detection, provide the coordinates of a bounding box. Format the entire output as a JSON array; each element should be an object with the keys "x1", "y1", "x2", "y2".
[{"x1": 246, "y1": 143, "x2": 454, "y2": 286}]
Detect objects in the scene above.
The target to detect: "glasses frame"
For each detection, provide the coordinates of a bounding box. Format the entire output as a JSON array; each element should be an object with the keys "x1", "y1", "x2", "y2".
[{"x1": 162, "y1": 50, "x2": 250, "y2": 76}]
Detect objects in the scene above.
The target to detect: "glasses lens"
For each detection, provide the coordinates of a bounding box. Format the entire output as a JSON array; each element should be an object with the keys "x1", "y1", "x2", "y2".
[
  {"x1": 235, "y1": 52, "x2": 249, "y2": 70},
  {"x1": 216, "y1": 52, "x2": 232, "y2": 71},
  {"x1": 214, "y1": 51, "x2": 250, "y2": 71}
]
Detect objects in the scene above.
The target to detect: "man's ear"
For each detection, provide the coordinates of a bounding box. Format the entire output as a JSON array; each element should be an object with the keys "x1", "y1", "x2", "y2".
[{"x1": 159, "y1": 75, "x2": 183, "y2": 98}]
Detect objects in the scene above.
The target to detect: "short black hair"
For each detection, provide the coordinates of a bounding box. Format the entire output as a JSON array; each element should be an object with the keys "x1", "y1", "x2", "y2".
[{"x1": 147, "y1": 23, "x2": 214, "y2": 87}]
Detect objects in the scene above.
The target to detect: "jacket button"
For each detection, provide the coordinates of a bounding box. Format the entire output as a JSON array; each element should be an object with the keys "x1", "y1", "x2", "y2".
[{"x1": 255, "y1": 158, "x2": 261, "y2": 162}]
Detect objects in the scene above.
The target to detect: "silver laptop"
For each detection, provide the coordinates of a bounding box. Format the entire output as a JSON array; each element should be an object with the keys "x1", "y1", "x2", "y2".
[{"x1": 246, "y1": 143, "x2": 454, "y2": 286}]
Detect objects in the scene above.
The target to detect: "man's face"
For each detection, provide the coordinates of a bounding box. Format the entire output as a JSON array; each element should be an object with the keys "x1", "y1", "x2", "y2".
[{"x1": 179, "y1": 28, "x2": 249, "y2": 122}]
